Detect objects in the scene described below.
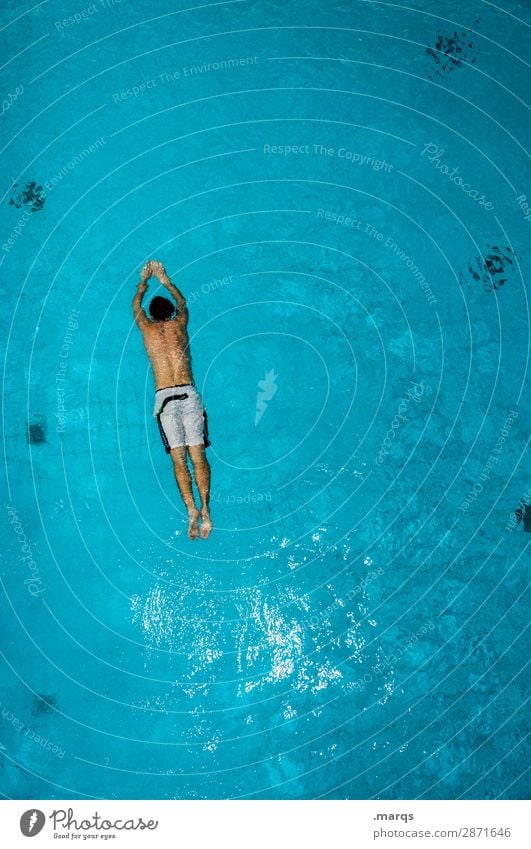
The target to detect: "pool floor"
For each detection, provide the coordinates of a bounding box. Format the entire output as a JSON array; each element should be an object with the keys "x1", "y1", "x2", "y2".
[{"x1": 0, "y1": 0, "x2": 529, "y2": 799}]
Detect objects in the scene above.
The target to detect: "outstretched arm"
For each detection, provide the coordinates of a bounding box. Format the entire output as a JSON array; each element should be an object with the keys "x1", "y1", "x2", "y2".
[
  {"x1": 132, "y1": 263, "x2": 151, "y2": 328},
  {"x1": 150, "y1": 260, "x2": 188, "y2": 322}
]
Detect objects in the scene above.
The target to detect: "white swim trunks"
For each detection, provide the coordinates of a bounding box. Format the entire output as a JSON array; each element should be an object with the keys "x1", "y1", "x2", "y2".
[{"x1": 153, "y1": 384, "x2": 210, "y2": 452}]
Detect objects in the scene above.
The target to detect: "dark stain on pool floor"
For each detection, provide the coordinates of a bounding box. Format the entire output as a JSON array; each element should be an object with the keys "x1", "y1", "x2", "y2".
[
  {"x1": 9, "y1": 181, "x2": 46, "y2": 212},
  {"x1": 461, "y1": 245, "x2": 515, "y2": 292},
  {"x1": 514, "y1": 502, "x2": 531, "y2": 533},
  {"x1": 27, "y1": 420, "x2": 47, "y2": 444},
  {"x1": 32, "y1": 694, "x2": 58, "y2": 716},
  {"x1": 426, "y1": 31, "x2": 479, "y2": 78}
]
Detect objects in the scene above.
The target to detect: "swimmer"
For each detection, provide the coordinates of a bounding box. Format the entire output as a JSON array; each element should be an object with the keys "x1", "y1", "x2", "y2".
[{"x1": 133, "y1": 260, "x2": 212, "y2": 539}]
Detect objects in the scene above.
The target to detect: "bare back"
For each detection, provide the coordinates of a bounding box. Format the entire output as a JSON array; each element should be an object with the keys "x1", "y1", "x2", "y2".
[{"x1": 141, "y1": 318, "x2": 193, "y2": 388}]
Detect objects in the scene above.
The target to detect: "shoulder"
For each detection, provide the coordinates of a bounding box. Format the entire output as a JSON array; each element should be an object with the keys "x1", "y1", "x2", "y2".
[
  {"x1": 137, "y1": 313, "x2": 153, "y2": 332},
  {"x1": 174, "y1": 306, "x2": 189, "y2": 325}
]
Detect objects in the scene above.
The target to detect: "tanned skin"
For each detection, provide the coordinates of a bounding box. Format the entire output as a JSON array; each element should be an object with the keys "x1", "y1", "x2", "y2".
[{"x1": 133, "y1": 260, "x2": 212, "y2": 540}]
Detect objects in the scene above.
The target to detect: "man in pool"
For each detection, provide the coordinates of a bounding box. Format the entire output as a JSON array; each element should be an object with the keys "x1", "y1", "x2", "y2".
[{"x1": 133, "y1": 259, "x2": 212, "y2": 540}]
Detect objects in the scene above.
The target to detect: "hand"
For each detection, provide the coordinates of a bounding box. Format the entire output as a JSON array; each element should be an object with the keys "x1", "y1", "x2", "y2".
[
  {"x1": 140, "y1": 261, "x2": 152, "y2": 282},
  {"x1": 150, "y1": 259, "x2": 167, "y2": 280}
]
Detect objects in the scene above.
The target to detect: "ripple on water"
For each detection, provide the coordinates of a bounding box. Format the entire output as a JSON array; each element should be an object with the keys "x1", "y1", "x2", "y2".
[{"x1": 131, "y1": 582, "x2": 347, "y2": 700}]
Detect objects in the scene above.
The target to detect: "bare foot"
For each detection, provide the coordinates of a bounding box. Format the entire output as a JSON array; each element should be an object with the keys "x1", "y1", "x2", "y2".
[
  {"x1": 200, "y1": 510, "x2": 213, "y2": 540},
  {"x1": 188, "y1": 508, "x2": 200, "y2": 540}
]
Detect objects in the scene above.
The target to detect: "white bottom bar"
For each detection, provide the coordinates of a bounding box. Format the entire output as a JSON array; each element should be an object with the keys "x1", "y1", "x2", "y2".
[{"x1": 1, "y1": 800, "x2": 528, "y2": 848}]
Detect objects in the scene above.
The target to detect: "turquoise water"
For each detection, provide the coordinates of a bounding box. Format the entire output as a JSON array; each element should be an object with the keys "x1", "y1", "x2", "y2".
[{"x1": 1, "y1": 0, "x2": 529, "y2": 800}]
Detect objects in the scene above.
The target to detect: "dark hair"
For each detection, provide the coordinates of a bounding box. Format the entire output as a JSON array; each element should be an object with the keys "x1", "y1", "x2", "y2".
[{"x1": 149, "y1": 296, "x2": 175, "y2": 321}]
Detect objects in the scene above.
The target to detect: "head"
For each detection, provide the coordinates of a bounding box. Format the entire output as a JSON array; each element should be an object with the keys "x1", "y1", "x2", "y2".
[{"x1": 149, "y1": 296, "x2": 175, "y2": 321}]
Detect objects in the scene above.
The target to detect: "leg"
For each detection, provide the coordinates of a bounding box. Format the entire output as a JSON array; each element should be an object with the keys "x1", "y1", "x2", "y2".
[
  {"x1": 188, "y1": 444, "x2": 213, "y2": 539},
  {"x1": 170, "y1": 447, "x2": 200, "y2": 539}
]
